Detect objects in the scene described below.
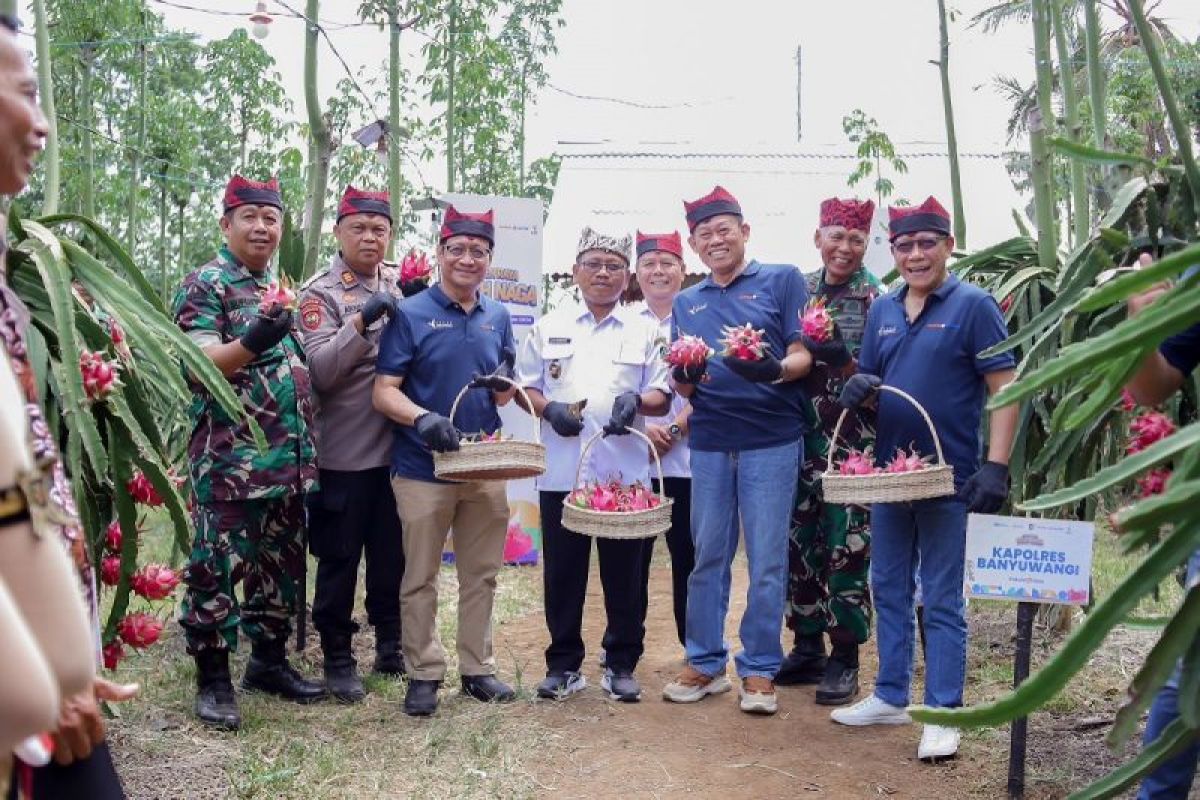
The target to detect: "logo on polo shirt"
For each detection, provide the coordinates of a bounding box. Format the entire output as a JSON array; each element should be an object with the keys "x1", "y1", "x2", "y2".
[
  {"x1": 924, "y1": 323, "x2": 958, "y2": 330},
  {"x1": 737, "y1": 293, "x2": 758, "y2": 301},
  {"x1": 687, "y1": 303, "x2": 707, "y2": 315},
  {"x1": 878, "y1": 324, "x2": 899, "y2": 337},
  {"x1": 427, "y1": 319, "x2": 454, "y2": 330}
]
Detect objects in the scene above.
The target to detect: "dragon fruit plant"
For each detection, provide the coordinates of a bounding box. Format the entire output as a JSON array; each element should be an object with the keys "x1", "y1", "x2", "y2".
[
  {"x1": 665, "y1": 335, "x2": 713, "y2": 369},
  {"x1": 568, "y1": 479, "x2": 662, "y2": 512},
  {"x1": 800, "y1": 298, "x2": 836, "y2": 343},
  {"x1": 720, "y1": 323, "x2": 769, "y2": 361},
  {"x1": 1126, "y1": 411, "x2": 1176, "y2": 454}
]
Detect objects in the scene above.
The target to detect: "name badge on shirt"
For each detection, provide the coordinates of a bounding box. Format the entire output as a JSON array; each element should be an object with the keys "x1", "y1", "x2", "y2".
[{"x1": 549, "y1": 336, "x2": 571, "y2": 344}]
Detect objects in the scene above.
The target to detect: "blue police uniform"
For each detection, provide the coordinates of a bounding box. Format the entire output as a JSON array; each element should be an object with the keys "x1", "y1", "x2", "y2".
[{"x1": 858, "y1": 274, "x2": 1014, "y2": 710}]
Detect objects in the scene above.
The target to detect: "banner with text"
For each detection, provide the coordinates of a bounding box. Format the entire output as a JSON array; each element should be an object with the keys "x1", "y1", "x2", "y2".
[{"x1": 964, "y1": 514, "x2": 1094, "y2": 606}]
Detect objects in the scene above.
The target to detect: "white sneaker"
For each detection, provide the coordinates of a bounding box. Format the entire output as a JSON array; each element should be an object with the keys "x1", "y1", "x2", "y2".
[
  {"x1": 829, "y1": 694, "x2": 911, "y2": 726},
  {"x1": 662, "y1": 667, "x2": 733, "y2": 703},
  {"x1": 738, "y1": 678, "x2": 778, "y2": 715},
  {"x1": 917, "y1": 724, "x2": 960, "y2": 761}
]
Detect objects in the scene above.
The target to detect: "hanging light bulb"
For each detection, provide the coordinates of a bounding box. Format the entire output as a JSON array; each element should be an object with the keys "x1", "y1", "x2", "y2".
[{"x1": 249, "y1": 2, "x2": 273, "y2": 39}]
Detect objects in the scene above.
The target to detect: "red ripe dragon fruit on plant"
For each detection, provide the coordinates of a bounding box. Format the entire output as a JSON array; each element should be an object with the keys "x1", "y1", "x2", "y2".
[
  {"x1": 258, "y1": 280, "x2": 297, "y2": 314},
  {"x1": 104, "y1": 520, "x2": 123, "y2": 553},
  {"x1": 1137, "y1": 468, "x2": 1171, "y2": 498},
  {"x1": 1127, "y1": 411, "x2": 1176, "y2": 454},
  {"x1": 837, "y1": 447, "x2": 877, "y2": 476},
  {"x1": 665, "y1": 335, "x2": 713, "y2": 369},
  {"x1": 100, "y1": 555, "x2": 122, "y2": 587},
  {"x1": 131, "y1": 564, "x2": 180, "y2": 601},
  {"x1": 126, "y1": 472, "x2": 163, "y2": 507},
  {"x1": 79, "y1": 350, "x2": 120, "y2": 401},
  {"x1": 116, "y1": 612, "x2": 163, "y2": 649},
  {"x1": 102, "y1": 640, "x2": 125, "y2": 671},
  {"x1": 884, "y1": 447, "x2": 933, "y2": 474},
  {"x1": 1118, "y1": 389, "x2": 1138, "y2": 413},
  {"x1": 401, "y1": 251, "x2": 433, "y2": 284},
  {"x1": 720, "y1": 323, "x2": 768, "y2": 361},
  {"x1": 800, "y1": 298, "x2": 836, "y2": 343}
]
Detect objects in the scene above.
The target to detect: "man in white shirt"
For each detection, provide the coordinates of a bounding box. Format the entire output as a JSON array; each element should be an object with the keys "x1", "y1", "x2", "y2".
[
  {"x1": 632, "y1": 231, "x2": 694, "y2": 650},
  {"x1": 516, "y1": 227, "x2": 670, "y2": 703}
]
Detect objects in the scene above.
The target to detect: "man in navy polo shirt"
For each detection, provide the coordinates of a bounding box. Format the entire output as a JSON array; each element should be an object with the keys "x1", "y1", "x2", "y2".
[
  {"x1": 661, "y1": 185, "x2": 813, "y2": 716},
  {"x1": 831, "y1": 196, "x2": 1018, "y2": 762},
  {"x1": 373, "y1": 205, "x2": 518, "y2": 717}
]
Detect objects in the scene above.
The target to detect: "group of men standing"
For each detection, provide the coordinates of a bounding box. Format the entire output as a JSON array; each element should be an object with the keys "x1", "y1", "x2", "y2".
[{"x1": 170, "y1": 173, "x2": 1017, "y2": 762}]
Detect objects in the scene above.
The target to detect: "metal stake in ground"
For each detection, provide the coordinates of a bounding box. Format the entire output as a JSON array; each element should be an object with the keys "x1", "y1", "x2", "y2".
[{"x1": 1007, "y1": 601, "x2": 1036, "y2": 798}]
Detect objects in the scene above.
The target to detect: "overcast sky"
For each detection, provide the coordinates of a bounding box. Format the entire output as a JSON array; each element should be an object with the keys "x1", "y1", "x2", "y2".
[{"x1": 32, "y1": 1, "x2": 1200, "y2": 200}]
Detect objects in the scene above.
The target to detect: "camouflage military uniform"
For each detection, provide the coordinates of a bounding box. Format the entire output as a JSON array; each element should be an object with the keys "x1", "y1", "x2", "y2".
[
  {"x1": 172, "y1": 246, "x2": 317, "y2": 653},
  {"x1": 788, "y1": 266, "x2": 880, "y2": 648}
]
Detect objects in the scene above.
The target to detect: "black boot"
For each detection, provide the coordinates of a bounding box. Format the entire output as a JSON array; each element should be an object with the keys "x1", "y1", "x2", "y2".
[
  {"x1": 242, "y1": 637, "x2": 328, "y2": 703},
  {"x1": 404, "y1": 679, "x2": 441, "y2": 717},
  {"x1": 774, "y1": 633, "x2": 826, "y2": 686},
  {"x1": 372, "y1": 627, "x2": 405, "y2": 677},
  {"x1": 815, "y1": 644, "x2": 860, "y2": 706},
  {"x1": 321, "y1": 633, "x2": 365, "y2": 704},
  {"x1": 193, "y1": 649, "x2": 241, "y2": 730}
]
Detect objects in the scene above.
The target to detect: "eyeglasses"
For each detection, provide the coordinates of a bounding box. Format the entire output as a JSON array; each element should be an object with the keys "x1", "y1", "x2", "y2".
[
  {"x1": 578, "y1": 260, "x2": 628, "y2": 273},
  {"x1": 892, "y1": 235, "x2": 947, "y2": 255},
  {"x1": 444, "y1": 244, "x2": 491, "y2": 260}
]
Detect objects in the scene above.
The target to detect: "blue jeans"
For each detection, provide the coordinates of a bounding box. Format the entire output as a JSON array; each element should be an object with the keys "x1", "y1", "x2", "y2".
[
  {"x1": 870, "y1": 496, "x2": 968, "y2": 708},
  {"x1": 1138, "y1": 550, "x2": 1200, "y2": 799},
  {"x1": 686, "y1": 440, "x2": 800, "y2": 678}
]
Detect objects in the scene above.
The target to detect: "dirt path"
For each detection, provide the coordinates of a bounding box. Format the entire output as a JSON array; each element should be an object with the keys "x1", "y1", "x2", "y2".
[{"x1": 495, "y1": 556, "x2": 982, "y2": 799}]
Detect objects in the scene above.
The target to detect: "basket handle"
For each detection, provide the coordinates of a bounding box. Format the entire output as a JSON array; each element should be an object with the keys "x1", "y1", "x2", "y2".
[
  {"x1": 571, "y1": 426, "x2": 667, "y2": 501},
  {"x1": 446, "y1": 375, "x2": 542, "y2": 445},
  {"x1": 822, "y1": 384, "x2": 948, "y2": 477}
]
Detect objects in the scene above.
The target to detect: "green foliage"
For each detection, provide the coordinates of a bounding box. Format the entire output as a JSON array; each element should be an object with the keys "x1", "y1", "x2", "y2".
[{"x1": 841, "y1": 109, "x2": 909, "y2": 207}]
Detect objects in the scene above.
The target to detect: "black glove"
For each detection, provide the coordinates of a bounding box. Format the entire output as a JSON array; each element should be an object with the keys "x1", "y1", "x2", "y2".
[
  {"x1": 603, "y1": 392, "x2": 641, "y2": 436},
  {"x1": 838, "y1": 373, "x2": 881, "y2": 408},
  {"x1": 959, "y1": 461, "x2": 1010, "y2": 513},
  {"x1": 240, "y1": 308, "x2": 294, "y2": 355},
  {"x1": 724, "y1": 354, "x2": 783, "y2": 383},
  {"x1": 361, "y1": 291, "x2": 399, "y2": 326},
  {"x1": 400, "y1": 278, "x2": 429, "y2": 298},
  {"x1": 802, "y1": 323, "x2": 851, "y2": 368},
  {"x1": 672, "y1": 362, "x2": 707, "y2": 385},
  {"x1": 469, "y1": 346, "x2": 516, "y2": 392},
  {"x1": 542, "y1": 401, "x2": 584, "y2": 438},
  {"x1": 414, "y1": 412, "x2": 460, "y2": 452}
]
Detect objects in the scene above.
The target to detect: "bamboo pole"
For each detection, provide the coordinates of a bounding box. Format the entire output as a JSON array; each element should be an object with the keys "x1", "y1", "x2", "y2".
[
  {"x1": 1029, "y1": 0, "x2": 1059, "y2": 272},
  {"x1": 387, "y1": 1, "x2": 402, "y2": 260},
  {"x1": 79, "y1": 48, "x2": 96, "y2": 220},
  {"x1": 32, "y1": 0, "x2": 59, "y2": 215},
  {"x1": 936, "y1": 0, "x2": 966, "y2": 247},
  {"x1": 1082, "y1": 0, "x2": 1106, "y2": 148},
  {"x1": 301, "y1": 0, "x2": 332, "y2": 280},
  {"x1": 1127, "y1": 0, "x2": 1200, "y2": 219},
  {"x1": 126, "y1": 11, "x2": 147, "y2": 255},
  {"x1": 1052, "y1": 2, "x2": 1089, "y2": 246},
  {"x1": 445, "y1": 0, "x2": 458, "y2": 192}
]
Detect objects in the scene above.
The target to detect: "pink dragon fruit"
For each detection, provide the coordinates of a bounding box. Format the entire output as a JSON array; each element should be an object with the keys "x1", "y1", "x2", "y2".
[
  {"x1": 104, "y1": 520, "x2": 123, "y2": 553},
  {"x1": 131, "y1": 564, "x2": 181, "y2": 601},
  {"x1": 884, "y1": 446, "x2": 932, "y2": 474},
  {"x1": 838, "y1": 447, "x2": 877, "y2": 476},
  {"x1": 665, "y1": 335, "x2": 713, "y2": 368},
  {"x1": 720, "y1": 323, "x2": 768, "y2": 361},
  {"x1": 1127, "y1": 411, "x2": 1176, "y2": 454},
  {"x1": 401, "y1": 251, "x2": 433, "y2": 284},
  {"x1": 625, "y1": 483, "x2": 658, "y2": 511},
  {"x1": 116, "y1": 612, "x2": 163, "y2": 649},
  {"x1": 100, "y1": 555, "x2": 122, "y2": 587},
  {"x1": 258, "y1": 280, "x2": 297, "y2": 313},
  {"x1": 999, "y1": 295, "x2": 1015, "y2": 314},
  {"x1": 126, "y1": 472, "x2": 163, "y2": 507},
  {"x1": 589, "y1": 484, "x2": 620, "y2": 512},
  {"x1": 79, "y1": 350, "x2": 119, "y2": 401},
  {"x1": 800, "y1": 298, "x2": 835, "y2": 343},
  {"x1": 102, "y1": 640, "x2": 125, "y2": 671},
  {"x1": 1137, "y1": 468, "x2": 1171, "y2": 498},
  {"x1": 1118, "y1": 389, "x2": 1137, "y2": 412}
]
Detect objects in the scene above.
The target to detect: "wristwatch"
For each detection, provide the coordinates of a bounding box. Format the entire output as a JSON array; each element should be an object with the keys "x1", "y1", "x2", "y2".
[{"x1": 668, "y1": 423, "x2": 683, "y2": 441}]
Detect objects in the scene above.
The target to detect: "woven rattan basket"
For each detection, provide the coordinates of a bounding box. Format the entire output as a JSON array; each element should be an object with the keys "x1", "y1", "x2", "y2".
[
  {"x1": 432, "y1": 377, "x2": 546, "y2": 482},
  {"x1": 561, "y1": 427, "x2": 673, "y2": 539},
  {"x1": 821, "y1": 385, "x2": 955, "y2": 504}
]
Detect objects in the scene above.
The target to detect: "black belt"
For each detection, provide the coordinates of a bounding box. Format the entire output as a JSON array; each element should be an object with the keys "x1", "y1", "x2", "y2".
[{"x1": 0, "y1": 485, "x2": 30, "y2": 526}]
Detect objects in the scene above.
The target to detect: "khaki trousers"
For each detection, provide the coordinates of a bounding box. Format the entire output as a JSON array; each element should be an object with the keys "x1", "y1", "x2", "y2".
[{"x1": 390, "y1": 476, "x2": 509, "y2": 681}]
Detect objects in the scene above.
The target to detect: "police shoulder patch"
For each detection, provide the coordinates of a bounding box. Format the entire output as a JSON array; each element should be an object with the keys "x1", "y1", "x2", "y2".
[{"x1": 300, "y1": 298, "x2": 323, "y2": 331}]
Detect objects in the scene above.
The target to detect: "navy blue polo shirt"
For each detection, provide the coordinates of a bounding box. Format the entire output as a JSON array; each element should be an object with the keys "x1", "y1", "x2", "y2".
[
  {"x1": 858, "y1": 274, "x2": 1015, "y2": 490},
  {"x1": 671, "y1": 260, "x2": 809, "y2": 451},
  {"x1": 376, "y1": 284, "x2": 515, "y2": 482},
  {"x1": 1160, "y1": 268, "x2": 1200, "y2": 377}
]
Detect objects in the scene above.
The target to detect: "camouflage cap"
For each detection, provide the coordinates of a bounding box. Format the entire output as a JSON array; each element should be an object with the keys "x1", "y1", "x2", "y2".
[{"x1": 576, "y1": 226, "x2": 632, "y2": 264}]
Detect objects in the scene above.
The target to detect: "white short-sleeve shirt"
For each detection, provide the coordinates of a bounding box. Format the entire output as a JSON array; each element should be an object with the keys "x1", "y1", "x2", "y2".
[
  {"x1": 516, "y1": 301, "x2": 671, "y2": 492},
  {"x1": 633, "y1": 301, "x2": 691, "y2": 480}
]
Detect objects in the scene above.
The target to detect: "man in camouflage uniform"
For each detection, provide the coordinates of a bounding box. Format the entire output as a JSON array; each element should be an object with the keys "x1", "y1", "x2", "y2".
[
  {"x1": 173, "y1": 175, "x2": 326, "y2": 730},
  {"x1": 298, "y1": 186, "x2": 405, "y2": 703},
  {"x1": 777, "y1": 198, "x2": 880, "y2": 705}
]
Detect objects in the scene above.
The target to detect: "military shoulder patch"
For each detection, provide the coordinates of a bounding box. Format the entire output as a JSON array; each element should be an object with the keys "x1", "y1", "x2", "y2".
[{"x1": 300, "y1": 298, "x2": 323, "y2": 331}]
